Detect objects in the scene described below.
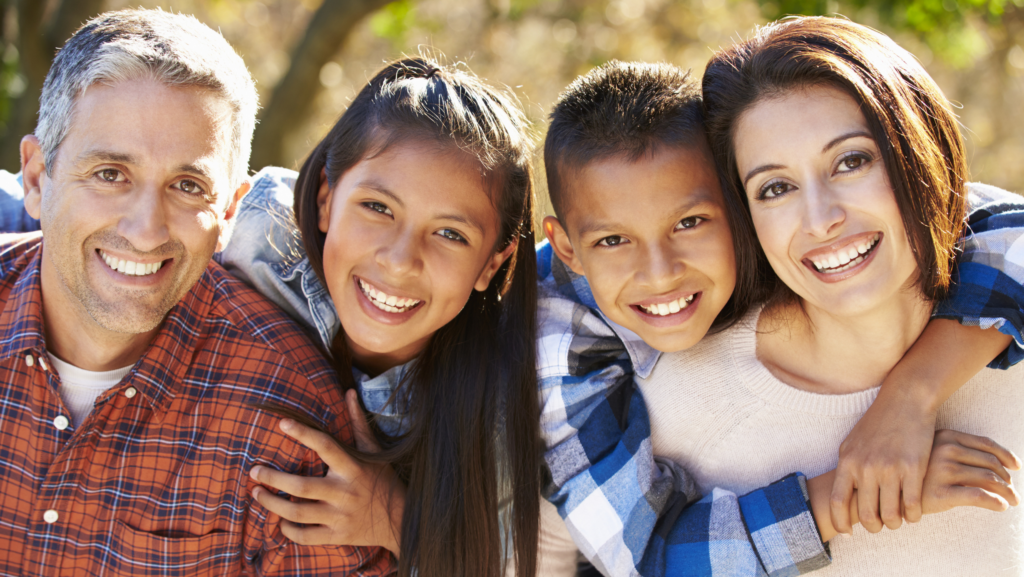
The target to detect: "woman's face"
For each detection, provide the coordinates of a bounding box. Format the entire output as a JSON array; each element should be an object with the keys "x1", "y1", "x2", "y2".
[
  {"x1": 317, "y1": 140, "x2": 514, "y2": 374},
  {"x1": 733, "y1": 85, "x2": 920, "y2": 317}
]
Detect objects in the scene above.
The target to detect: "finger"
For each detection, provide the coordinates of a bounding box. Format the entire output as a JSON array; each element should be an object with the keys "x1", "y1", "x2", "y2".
[
  {"x1": 948, "y1": 465, "x2": 1020, "y2": 507},
  {"x1": 948, "y1": 446, "x2": 1014, "y2": 484},
  {"x1": 279, "y1": 419, "x2": 360, "y2": 477},
  {"x1": 347, "y1": 389, "x2": 382, "y2": 453},
  {"x1": 878, "y1": 473, "x2": 903, "y2": 530},
  {"x1": 280, "y1": 520, "x2": 340, "y2": 546},
  {"x1": 946, "y1": 485, "x2": 1012, "y2": 513},
  {"x1": 951, "y1": 431, "x2": 1022, "y2": 471},
  {"x1": 856, "y1": 477, "x2": 884, "y2": 533},
  {"x1": 829, "y1": 470, "x2": 855, "y2": 535},
  {"x1": 901, "y1": 464, "x2": 926, "y2": 524},
  {"x1": 250, "y1": 465, "x2": 331, "y2": 500},
  {"x1": 251, "y1": 485, "x2": 333, "y2": 525}
]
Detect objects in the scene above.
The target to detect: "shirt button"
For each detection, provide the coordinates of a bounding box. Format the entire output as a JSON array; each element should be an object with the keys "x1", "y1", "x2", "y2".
[
  {"x1": 53, "y1": 415, "x2": 69, "y2": 431},
  {"x1": 43, "y1": 509, "x2": 59, "y2": 524},
  {"x1": 25, "y1": 354, "x2": 34, "y2": 367},
  {"x1": 38, "y1": 357, "x2": 48, "y2": 371},
  {"x1": 124, "y1": 387, "x2": 137, "y2": 399}
]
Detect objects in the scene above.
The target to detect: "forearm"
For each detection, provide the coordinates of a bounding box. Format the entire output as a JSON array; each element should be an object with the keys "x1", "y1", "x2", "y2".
[
  {"x1": 880, "y1": 319, "x2": 1011, "y2": 414},
  {"x1": 806, "y1": 470, "x2": 858, "y2": 542}
]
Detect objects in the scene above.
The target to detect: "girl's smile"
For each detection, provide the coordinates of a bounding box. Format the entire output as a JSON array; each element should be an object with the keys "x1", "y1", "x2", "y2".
[{"x1": 316, "y1": 139, "x2": 512, "y2": 374}]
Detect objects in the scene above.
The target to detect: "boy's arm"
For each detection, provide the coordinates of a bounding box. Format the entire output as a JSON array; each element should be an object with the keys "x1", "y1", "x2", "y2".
[
  {"x1": 536, "y1": 253, "x2": 828, "y2": 577},
  {"x1": 830, "y1": 183, "x2": 1024, "y2": 534}
]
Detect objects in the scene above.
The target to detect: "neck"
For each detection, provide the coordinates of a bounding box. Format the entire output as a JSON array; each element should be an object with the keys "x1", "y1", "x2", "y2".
[
  {"x1": 756, "y1": 288, "x2": 932, "y2": 394},
  {"x1": 346, "y1": 335, "x2": 426, "y2": 378},
  {"x1": 40, "y1": 259, "x2": 155, "y2": 372}
]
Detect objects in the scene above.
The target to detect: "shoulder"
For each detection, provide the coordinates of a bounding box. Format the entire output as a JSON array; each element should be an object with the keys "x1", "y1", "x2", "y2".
[
  {"x1": 225, "y1": 166, "x2": 303, "y2": 267},
  {"x1": 196, "y1": 262, "x2": 345, "y2": 429},
  {"x1": 0, "y1": 232, "x2": 41, "y2": 275}
]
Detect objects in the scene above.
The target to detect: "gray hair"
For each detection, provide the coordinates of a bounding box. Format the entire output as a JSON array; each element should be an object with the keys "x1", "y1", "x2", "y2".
[{"x1": 36, "y1": 9, "x2": 258, "y2": 189}]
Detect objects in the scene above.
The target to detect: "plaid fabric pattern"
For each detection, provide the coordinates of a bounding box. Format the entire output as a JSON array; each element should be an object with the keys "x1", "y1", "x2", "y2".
[
  {"x1": 934, "y1": 183, "x2": 1024, "y2": 368},
  {"x1": 0, "y1": 234, "x2": 393, "y2": 576},
  {"x1": 537, "y1": 242, "x2": 828, "y2": 577}
]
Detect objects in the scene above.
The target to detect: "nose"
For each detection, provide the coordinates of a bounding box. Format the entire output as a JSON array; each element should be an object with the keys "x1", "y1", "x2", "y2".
[
  {"x1": 801, "y1": 181, "x2": 845, "y2": 239},
  {"x1": 116, "y1": 183, "x2": 171, "y2": 253},
  {"x1": 636, "y1": 240, "x2": 685, "y2": 291},
  {"x1": 375, "y1": 228, "x2": 423, "y2": 279}
]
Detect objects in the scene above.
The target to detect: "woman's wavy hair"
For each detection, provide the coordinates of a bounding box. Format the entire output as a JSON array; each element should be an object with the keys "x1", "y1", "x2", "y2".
[
  {"x1": 293, "y1": 56, "x2": 539, "y2": 577},
  {"x1": 702, "y1": 16, "x2": 968, "y2": 305}
]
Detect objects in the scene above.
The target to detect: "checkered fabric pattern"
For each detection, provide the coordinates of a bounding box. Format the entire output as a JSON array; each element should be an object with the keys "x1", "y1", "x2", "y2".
[
  {"x1": 934, "y1": 183, "x2": 1024, "y2": 369},
  {"x1": 0, "y1": 234, "x2": 393, "y2": 576},
  {"x1": 537, "y1": 242, "x2": 829, "y2": 577}
]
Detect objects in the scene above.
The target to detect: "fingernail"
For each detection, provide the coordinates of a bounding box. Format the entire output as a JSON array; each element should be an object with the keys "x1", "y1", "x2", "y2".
[
  {"x1": 280, "y1": 419, "x2": 294, "y2": 432},
  {"x1": 251, "y1": 486, "x2": 262, "y2": 498},
  {"x1": 249, "y1": 466, "x2": 262, "y2": 480}
]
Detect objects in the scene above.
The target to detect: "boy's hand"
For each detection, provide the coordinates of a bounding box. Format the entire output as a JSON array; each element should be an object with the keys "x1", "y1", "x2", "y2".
[
  {"x1": 830, "y1": 387, "x2": 936, "y2": 535},
  {"x1": 250, "y1": 390, "x2": 406, "y2": 556},
  {"x1": 921, "y1": 429, "x2": 1021, "y2": 514}
]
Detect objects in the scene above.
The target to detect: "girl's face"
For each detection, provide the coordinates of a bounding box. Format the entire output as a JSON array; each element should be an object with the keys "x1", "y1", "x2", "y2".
[
  {"x1": 317, "y1": 140, "x2": 515, "y2": 374},
  {"x1": 733, "y1": 85, "x2": 920, "y2": 317}
]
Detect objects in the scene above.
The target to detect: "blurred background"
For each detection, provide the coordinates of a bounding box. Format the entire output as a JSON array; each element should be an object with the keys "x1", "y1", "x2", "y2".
[{"x1": 1, "y1": 0, "x2": 1022, "y2": 217}]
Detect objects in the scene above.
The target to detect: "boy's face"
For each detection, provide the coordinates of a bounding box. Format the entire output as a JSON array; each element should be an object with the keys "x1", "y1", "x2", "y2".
[{"x1": 545, "y1": 144, "x2": 736, "y2": 353}]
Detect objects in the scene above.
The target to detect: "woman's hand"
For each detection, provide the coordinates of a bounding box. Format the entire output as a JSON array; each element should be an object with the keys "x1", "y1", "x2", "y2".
[
  {"x1": 920, "y1": 429, "x2": 1021, "y2": 515},
  {"x1": 250, "y1": 390, "x2": 406, "y2": 556}
]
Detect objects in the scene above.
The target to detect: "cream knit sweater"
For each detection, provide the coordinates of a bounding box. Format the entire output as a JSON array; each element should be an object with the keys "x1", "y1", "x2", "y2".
[{"x1": 533, "y1": 309, "x2": 1024, "y2": 576}]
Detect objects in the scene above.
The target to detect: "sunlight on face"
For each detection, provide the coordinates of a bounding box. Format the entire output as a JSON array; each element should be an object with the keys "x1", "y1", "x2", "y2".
[
  {"x1": 733, "y1": 84, "x2": 920, "y2": 317},
  {"x1": 317, "y1": 140, "x2": 513, "y2": 375}
]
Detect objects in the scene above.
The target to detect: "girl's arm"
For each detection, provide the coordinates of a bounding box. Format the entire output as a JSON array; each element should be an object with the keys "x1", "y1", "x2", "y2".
[
  {"x1": 831, "y1": 183, "x2": 1024, "y2": 535},
  {"x1": 814, "y1": 429, "x2": 1020, "y2": 541},
  {"x1": 250, "y1": 390, "x2": 405, "y2": 556}
]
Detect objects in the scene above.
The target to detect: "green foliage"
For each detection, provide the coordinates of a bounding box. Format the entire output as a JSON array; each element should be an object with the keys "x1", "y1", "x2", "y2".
[
  {"x1": 0, "y1": 46, "x2": 20, "y2": 133},
  {"x1": 758, "y1": 0, "x2": 1017, "y2": 67},
  {"x1": 370, "y1": 0, "x2": 416, "y2": 41}
]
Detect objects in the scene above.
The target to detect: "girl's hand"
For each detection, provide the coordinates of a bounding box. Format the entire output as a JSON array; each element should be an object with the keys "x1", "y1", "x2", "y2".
[
  {"x1": 920, "y1": 429, "x2": 1021, "y2": 515},
  {"x1": 250, "y1": 390, "x2": 406, "y2": 556},
  {"x1": 830, "y1": 388, "x2": 936, "y2": 534}
]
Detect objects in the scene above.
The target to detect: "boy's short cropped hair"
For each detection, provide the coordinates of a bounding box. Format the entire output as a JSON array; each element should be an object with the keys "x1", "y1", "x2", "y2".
[{"x1": 544, "y1": 61, "x2": 706, "y2": 223}]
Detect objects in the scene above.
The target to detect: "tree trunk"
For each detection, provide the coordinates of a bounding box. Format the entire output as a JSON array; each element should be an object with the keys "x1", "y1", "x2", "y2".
[{"x1": 249, "y1": 0, "x2": 397, "y2": 171}]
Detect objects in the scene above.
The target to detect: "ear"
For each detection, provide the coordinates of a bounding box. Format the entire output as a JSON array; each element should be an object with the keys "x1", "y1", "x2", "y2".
[
  {"x1": 543, "y1": 215, "x2": 585, "y2": 276},
  {"x1": 474, "y1": 238, "x2": 518, "y2": 292},
  {"x1": 215, "y1": 179, "x2": 251, "y2": 253},
  {"x1": 316, "y1": 167, "x2": 333, "y2": 234},
  {"x1": 21, "y1": 135, "x2": 46, "y2": 221}
]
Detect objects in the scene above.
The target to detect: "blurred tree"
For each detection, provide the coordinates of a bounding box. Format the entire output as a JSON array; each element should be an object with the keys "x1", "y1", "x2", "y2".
[
  {"x1": 0, "y1": 0, "x2": 105, "y2": 170},
  {"x1": 250, "y1": 0, "x2": 397, "y2": 169}
]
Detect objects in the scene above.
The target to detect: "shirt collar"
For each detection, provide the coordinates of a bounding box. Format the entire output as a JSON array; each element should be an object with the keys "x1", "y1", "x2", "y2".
[
  {"x1": 541, "y1": 242, "x2": 662, "y2": 379},
  {"x1": 0, "y1": 237, "x2": 217, "y2": 413}
]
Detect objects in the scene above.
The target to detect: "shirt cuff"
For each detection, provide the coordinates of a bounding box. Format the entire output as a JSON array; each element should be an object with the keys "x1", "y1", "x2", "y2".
[{"x1": 738, "y1": 474, "x2": 831, "y2": 576}]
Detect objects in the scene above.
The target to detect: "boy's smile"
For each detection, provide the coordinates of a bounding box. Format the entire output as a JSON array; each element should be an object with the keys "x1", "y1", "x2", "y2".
[{"x1": 545, "y1": 144, "x2": 736, "y2": 353}]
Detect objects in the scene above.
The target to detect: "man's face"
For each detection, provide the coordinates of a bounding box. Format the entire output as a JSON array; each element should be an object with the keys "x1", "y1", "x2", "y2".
[
  {"x1": 545, "y1": 144, "x2": 736, "y2": 353},
  {"x1": 23, "y1": 78, "x2": 242, "y2": 337}
]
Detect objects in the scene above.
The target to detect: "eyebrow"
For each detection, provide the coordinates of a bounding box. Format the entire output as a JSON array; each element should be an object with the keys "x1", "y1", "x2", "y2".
[
  {"x1": 576, "y1": 188, "x2": 718, "y2": 238},
  {"x1": 741, "y1": 130, "x2": 874, "y2": 188},
  {"x1": 174, "y1": 162, "x2": 215, "y2": 182},
  {"x1": 359, "y1": 180, "x2": 486, "y2": 234}
]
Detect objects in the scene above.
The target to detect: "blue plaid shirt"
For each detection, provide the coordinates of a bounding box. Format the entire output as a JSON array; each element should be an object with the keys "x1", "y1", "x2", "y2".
[{"x1": 537, "y1": 182, "x2": 1024, "y2": 577}]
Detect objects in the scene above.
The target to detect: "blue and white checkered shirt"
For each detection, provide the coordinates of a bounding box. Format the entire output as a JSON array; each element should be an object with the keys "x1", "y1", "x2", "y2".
[{"x1": 536, "y1": 183, "x2": 1024, "y2": 577}]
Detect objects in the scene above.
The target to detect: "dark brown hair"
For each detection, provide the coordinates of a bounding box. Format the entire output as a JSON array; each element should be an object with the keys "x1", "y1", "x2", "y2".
[
  {"x1": 544, "y1": 60, "x2": 764, "y2": 331},
  {"x1": 702, "y1": 16, "x2": 968, "y2": 304},
  {"x1": 293, "y1": 57, "x2": 539, "y2": 577}
]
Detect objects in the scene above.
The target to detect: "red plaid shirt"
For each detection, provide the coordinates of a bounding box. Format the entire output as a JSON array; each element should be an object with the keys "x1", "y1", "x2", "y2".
[{"x1": 0, "y1": 234, "x2": 394, "y2": 576}]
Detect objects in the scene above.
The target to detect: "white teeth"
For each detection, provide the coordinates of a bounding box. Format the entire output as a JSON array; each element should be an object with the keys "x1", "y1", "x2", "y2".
[
  {"x1": 811, "y1": 235, "x2": 880, "y2": 273},
  {"x1": 100, "y1": 251, "x2": 163, "y2": 276},
  {"x1": 358, "y1": 279, "x2": 421, "y2": 314},
  {"x1": 639, "y1": 294, "x2": 696, "y2": 316}
]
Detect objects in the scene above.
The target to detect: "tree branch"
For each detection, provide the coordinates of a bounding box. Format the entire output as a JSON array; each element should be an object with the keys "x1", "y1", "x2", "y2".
[{"x1": 250, "y1": 0, "x2": 397, "y2": 170}]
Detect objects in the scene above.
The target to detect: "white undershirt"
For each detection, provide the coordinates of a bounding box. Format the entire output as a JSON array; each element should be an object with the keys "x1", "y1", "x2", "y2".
[{"x1": 48, "y1": 354, "x2": 133, "y2": 428}]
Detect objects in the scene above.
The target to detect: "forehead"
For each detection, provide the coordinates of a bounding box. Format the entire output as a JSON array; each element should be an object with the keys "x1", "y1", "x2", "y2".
[
  {"x1": 566, "y1": 144, "x2": 722, "y2": 236},
  {"x1": 58, "y1": 78, "x2": 234, "y2": 183}
]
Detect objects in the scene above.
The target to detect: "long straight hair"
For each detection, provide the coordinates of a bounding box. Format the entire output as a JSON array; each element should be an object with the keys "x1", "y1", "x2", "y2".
[
  {"x1": 292, "y1": 57, "x2": 540, "y2": 577},
  {"x1": 702, "y1": 17, "x2": 969, "y2": 305}
]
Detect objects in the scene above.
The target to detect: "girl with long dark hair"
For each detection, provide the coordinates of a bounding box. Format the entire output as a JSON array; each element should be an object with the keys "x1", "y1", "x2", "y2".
[{"x1": 224, "y1": 57, "x2": 540, "y2": 577}]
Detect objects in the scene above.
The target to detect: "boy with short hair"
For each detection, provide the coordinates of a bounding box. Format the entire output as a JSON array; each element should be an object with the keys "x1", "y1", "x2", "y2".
[{"x1": 535, "y1": 60, "x2": 1024, "y2": 576}]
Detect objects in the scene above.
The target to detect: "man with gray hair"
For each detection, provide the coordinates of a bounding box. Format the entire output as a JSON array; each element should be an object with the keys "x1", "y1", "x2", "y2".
[{"x1": 0, "y1": 9, "x2": 392, "y2": 575}]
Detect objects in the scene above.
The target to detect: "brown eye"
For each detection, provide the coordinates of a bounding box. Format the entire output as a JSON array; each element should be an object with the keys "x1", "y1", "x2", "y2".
[
  {"x1": 99, "y1": 169, "x2": 120, "y2": 182},
  {"x1": 176, "y1": 179, "x2": 204, "y2": 195}
]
